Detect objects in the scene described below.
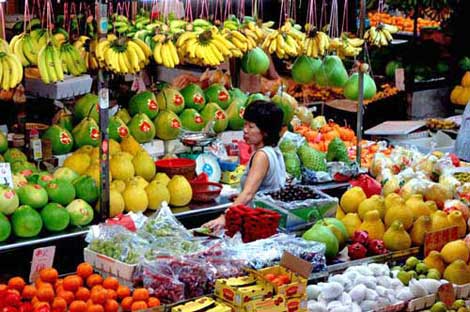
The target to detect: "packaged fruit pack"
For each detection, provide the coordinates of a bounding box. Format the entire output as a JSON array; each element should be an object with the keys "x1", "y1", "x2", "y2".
[
  {"x1": 139, "y1": 203, "x2": 193, "y2": 240},
  {"x1": 86, "y1": 224, "x2": 150, "y2": 264}
]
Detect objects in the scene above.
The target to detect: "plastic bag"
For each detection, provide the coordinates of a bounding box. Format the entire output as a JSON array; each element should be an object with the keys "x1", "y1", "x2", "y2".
[
  {"x1": 144, "y1": 236, "x2": 208, "y2": 259},
  {"x1": 350, "y1": 174, "x2": 382, "y2": 198},
  {"x1": 105, "y1": 212, "x2": 147, "y2": 232},
  {"x1": 139, "y1": 202, "x2": 192, "y2": 240},
  {"x1": 301, "y1": 168, "x2": 332, "y2": 184},
  {"x1": 140, "y1": 260, "x2": 185, "y2": 304},
  {"x1": 87, "y1": 224, "x2": 150, "y2": 264},
  {"x1": 328, "y1": 162, "x2": 361, "y2": 182}
]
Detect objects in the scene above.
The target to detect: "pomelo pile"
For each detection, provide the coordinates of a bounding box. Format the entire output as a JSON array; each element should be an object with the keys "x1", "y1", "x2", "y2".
[{"x1": 0, "y1": 262, "x2": 161, "y2": 312}]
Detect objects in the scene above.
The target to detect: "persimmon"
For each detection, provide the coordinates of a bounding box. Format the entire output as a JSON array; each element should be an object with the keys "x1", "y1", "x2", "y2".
[
  {"x1": 22, "y1": 285, "x2": 37, "y2": 299},
  {"x1": 0, "y1": 284, "x2": 7, "y2": 291},
  {"x1": 76, "y1": 263, "x2": 94, "y2": 279},
  {"x1": 57, "y1": 290, "x2": 75, "y2": 304},
  {"x1": 55, "y1": 278, "x2": 64, "y2": 289},
  {"x1": 31, "y1": 296, "x2": 40, "y2": 307},
  {"x1": 104, "y1": 299, "x2": 119, "y2": 312},
  {"x1": 90, "y1": 288, "x2": 107, "y2": 305},
  {"x1": 75, "y1": 287, "x2": 91, "y2": 301},
  {"x1": 69, "y1": 300, "x2": 88, "y2": 312},
  {"x1": 39, "y1": 268, "x2": 59, "y2": 283},
  {"x1": 34, "y1": 302, "x2": 50, "y2": 311},
  {"x1": 120, "y1": 297, "x2": 133, "y2": 312},
  {"x1": 131, "y1": 301, "x2": 147, "y2": 311},
  {"x1": 52, "y1": 297, "x2": 68, "y2": 312},
  {"x1": 8, "y1": 276, "x2": 26, "y2": 291},
  {"x1": 35, "y1": 279, "x2": 52, "y2": 290},
  {"x1": 105, "y1": 289, "x2": 117, "y2": 300},
  {"x1": 116, "y1": 285, "x2": 130, "y2": 299},
  {"x1": 102, "y1": 277, "x2": 119, "y2": 291},
  {"x1": 86, "y1": 274, "x2": 103, "y2": 288},
  {"x1": 131, "y1": 288, "x2": 149, "y2": 301},
  {"x1": 147, "y1": 297, "x2": 160, "y2": 308},
  {"x1": 87, "y1": 304, "x2": 104, "y2": 312},
  {"x1": 86, "y1": 299, "x2": 93, "y2": 308},
  {"x1": 36, "y1": 286, "x2": 55, "y2": 302},
  {"x1": 63, "y1": 275, "x2": 83, "y2": 292}
]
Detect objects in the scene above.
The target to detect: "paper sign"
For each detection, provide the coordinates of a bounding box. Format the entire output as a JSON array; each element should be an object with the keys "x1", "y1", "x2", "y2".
[
  {"x1": 438, "y1": 283, "x2": 455, "y2": 307},
  {"x1": 395, "y1": 68, "x2": 405, "y2": 91},
  {"x1": 30, "y1": 246, "x2": 56, "y2": 283},
  {"x1": 424, "y1": 226, "x2": 459, "y2": 257},
  {"x1": 280, "y1": 251, "x2": 313, "y2": 279},
  {"x1": 0, "y1": 162, "x2": 13, "y2": 188}
]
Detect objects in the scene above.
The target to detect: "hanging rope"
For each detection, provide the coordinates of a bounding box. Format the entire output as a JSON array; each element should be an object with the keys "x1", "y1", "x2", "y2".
[
  {"x1": 23, "y1": 0, "x2": 30, "y2": 33},
  {"x1": 184, "y1": 0, "x2": 193, "y2": 21},
  {"x1": 223, "y1": 0, "x2": 232, "y2": 21},
  {"x1": 306, "y1": 0, "x2": 317, "y2": 27},
  {"x1": 199, "y1": 0, "x2": 209, "y2": 19},
  {"x1": 0, "y1": 2, "x2": 5, "y2": 40},
  {"x1": 341, "y1": 0, "x2": 349, "y2": 33},
  {"x1": 328, "y1": 0, "x2": 339, "y2": 38},
  {"x1": 237, "y1": 0, "x2": 245, "y2": 20},
  {"x1": 319, "y1": 0, "x2": 327, "y2": 28},
  {"x1": 214, "y1": 0, "x2": 223, "y2": 21}
]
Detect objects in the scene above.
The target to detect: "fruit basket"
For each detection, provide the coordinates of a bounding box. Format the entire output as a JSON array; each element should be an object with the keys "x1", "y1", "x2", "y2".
[
  {"x1": 254, "y1": 185, "x2": 338, "y2": 232},
  {"x1": 155, "y1": 158, "x2": 196, "y2": 180},
  {"x1": 190, "y1": 181, "x2": 223, "y2": 202}
]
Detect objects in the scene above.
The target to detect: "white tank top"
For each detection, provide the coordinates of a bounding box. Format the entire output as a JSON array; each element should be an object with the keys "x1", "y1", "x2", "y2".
[{"x1": 241, "y1": 146, "x2": 287, "y2": 193}]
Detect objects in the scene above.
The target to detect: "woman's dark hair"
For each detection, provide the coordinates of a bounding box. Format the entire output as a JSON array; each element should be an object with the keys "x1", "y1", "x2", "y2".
[{"x1": 243, "y1": 100, "x2": 284, "y2": 147}]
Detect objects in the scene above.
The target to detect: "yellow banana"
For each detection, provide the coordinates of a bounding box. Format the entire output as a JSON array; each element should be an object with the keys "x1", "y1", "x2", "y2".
[
  {"x1": 45, "y1": 46, "x2": 58, "y2": 83},
  {"x1": 127, "y1": 45, "x2": 141, "y2": 70},
  {"x1": 132, "y1": 38, "x2": 152, "y2": 58},
  {"x1": 37, "y1": 45, "x2": 50, "y2": 84},
  {"x1": 1, "y1": 57, "x2": 10, "y2": 90}
]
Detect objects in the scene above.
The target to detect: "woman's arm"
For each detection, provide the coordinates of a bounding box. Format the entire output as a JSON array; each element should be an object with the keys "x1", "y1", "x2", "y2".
[{"x1": 233, "y1": 151, "x2": 269, "y2": 205}]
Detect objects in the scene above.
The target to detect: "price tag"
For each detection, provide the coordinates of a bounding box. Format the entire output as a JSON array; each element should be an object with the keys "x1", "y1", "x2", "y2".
[
  {"x1": 395, "y1": 68, "x2": 405, "y2": 91},
  {"x1": 29, "y1": 246, "x2": 56, "y2": 283},
  {"x1": 0, "y1": 162, "x2": 13, "y2": 188},
  {"x1": 438, "y1": 283, "x2": 455, "y2": 307},
  {"x1": 424, "y1": 226, "x2": 459, "y2": 257}
]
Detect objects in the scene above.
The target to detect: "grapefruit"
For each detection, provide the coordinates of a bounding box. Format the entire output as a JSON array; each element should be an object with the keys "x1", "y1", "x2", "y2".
[
  {"x1": 17, "y1": 184, "x2": 48, "y2": 209},
  {"x1": 129, "y1": 91, "x2": 159, "y2": 119},
  {"x1": 0, "y1": 186, "x2": 19, "y2": 215},
  {"x1": 66, "y1": 199, "x2": 94, "y2": 226},
  {"x1": 153, "y1": 110, "x2": 181, "y2": 140},
  {"x1": 41, "y1": 203, "x2": 70, "y2": 232},
  {"x1": 180, "y1": 83, "x2": 206, "y2": 111},
  {"x1": 204, "y1": 84, "x2": 231, "y2": 109},
  {"x1": 0, "y1": 213, "x2": 11, "y2": 241},
  {"x1": 46, "y1": 179, "x2": 76, "y2": 206},
  {"x1": 11, "y1": 205, "x2": 43, "y2": 238},
  {"x1": 73, "y1": 176, "x2": 99, "y2": 204}
]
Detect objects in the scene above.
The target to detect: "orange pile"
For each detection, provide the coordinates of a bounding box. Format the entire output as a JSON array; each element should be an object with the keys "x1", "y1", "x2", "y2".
[
  {"x1": 294, "y1": 121, "x2": 356, "y2": 153},
  {"x1": 368, "y1": 12, "x2": 440, "y2": 33},
  {"x1": 0, "y1": 263, "x2": 161, "y2": 312}
]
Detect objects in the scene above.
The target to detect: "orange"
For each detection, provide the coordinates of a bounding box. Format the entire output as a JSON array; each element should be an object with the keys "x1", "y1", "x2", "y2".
[
  {"x1": 121, "y1": 297, "x2": 133, "y2": 312},
  {"x1": 8, "y1": 276, "x2": 26, "y2": 291},
  {"x1": 34, "y1": 302, "x2": 50, "y2": 310},
  {"x1": 86, "y1": 299, "x2": 93, "y2": 308},
  {"x1": 39, "y1": 268, "x2": 59, "y2": 284},
  {"x1": 116, "y1": 285, "x2": 130, "y2": 299},
  {"x1": 31, "y1": 296, "x2": 40, "y2": 307},
  {"x1": 76, "y1": 263, "x2": 94, "y2": 280},
  {"x1": 87, "y1": 304, "x2": 104, "y2": 312},
  {"x1": 63, "y1": 275, "x2": 83, "y2": 292},
  {"x1": 52, "y1": 297, "x2": 68, "y2": 312},
  {"x1": 90, "y1": 288, "x2": 107, "y2": 305},
  {"x1": 22, "y1": 285, "x2": 37, "y2": 299},
  {"x1": 75, "y1": 287, "x2": 91, "y2": 301},
  {"x1": 102, "y1": 277, "x2": 119, "y2": 291},
  {"x1": 0, "y1": 284, "x2": 7, "y2": 291},
  {"x1": 57, "y1": 290, "x2": 75, "y2": 305},
  {"x1": 55, "y1": 278, "x2": 64, "y2": 288},
  {"x1": 131, "y1": 301, "x2": 147, "y2": 311},
  {"x1": 36, "y1": 286, "x2": 55, "y2": 302},
  {"x1": 105, "y1": 289, "x2": 117, "y2": 300},
  {"x1": 131, "y1": 288, "x2": 149, "y2": 301},
  {"x1": 147, "y1": 297, "x2": 160, "y2": 308},
  {"x1": 86, "y1": 274, "x2": 103, "y2": 288},
  {"x1": 69, "y1": 300, "x2": 88, "y2": 312},
  {"x1": 104, "y1": 299, "x2": 119, "y2": 312}
]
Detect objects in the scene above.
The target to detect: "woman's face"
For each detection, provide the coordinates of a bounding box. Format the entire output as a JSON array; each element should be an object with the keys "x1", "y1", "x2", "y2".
[{"x1": 243, "y1": 121, "x2": 264, "y2": 146}]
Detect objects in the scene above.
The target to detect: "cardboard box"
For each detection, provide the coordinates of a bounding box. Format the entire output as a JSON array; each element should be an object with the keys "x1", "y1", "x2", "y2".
[
  {"x1": 25, "y1": 74, "x2": 93, "y2": 100},
  {"x1": 454, "y1": 283, "x2": 470, "y2": 299},
  {"x1": 285, "y1": 296, "x2": 307, "y2": 312},
  {"x1": 214, "y1": 275, "x2": 274, "y2": 308},
  {"x1": 254, "y1": 252, "x2": 312, "y2": 298},
  {"x1": 406, "y1": 294, "x2": 436, "y2": 312},
  {"x1": 171, "y1": 297, "x2": 232, "y2": 312},
  {"x1": 219, "y1": 295, "x2": 307, "y2": 312}
]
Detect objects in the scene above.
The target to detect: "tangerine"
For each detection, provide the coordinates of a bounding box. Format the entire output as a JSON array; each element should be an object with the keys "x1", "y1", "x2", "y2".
[
  {"x1": 22, "y1": 285, "x2": 37, "y2": 299},
  {"x1": 104, "y1": 299, "x2": 119, "y2": 312},
  {"x1": 121, "y1": 297, "x2": 133, "y2": 312},
  {"x1": 69, "y1": 300, "x2": 88, "y2": 312},
  {"x1": 131, "y1": 301, "x2": 147, "y2": 311},
  {"x1": 57, "y1": 290, "x2": 75, "y2": 304},
  {"x1": 86, "y1": 274, "x2": 103, "y2": 288},
  {"x1": 75, "y1": 287, "x2": 91, "y2": 301},
  {"x1": 36, "y1": 286, "x2": 55, "y2": 302},
  {"x1": 52, "y1": 297, "x2": 68, "y2": 312},
  {"x1": 132, "y1": 288, "x2": 149, "y2": 301},
  {"x1": 90, "y1": 288, "x2": 107, "y2": 305},
  {"x1": 105, "y1": 289, "x2": 117, "y2": 300},
  {"x1": 0, "y1": 284, "x2": 7, "y2": 291},
  {"x1": 76, "y1": 263, "x2": 94, "y2": 280},
  {"x1": 39, "y1": 268, "x2": 59, "y2": 284},
  {"x1": 35, "y1": 279, "x2": 52, "y2": 290},
  {"x1": 87, "y1": 304, "x2": 104, "y2": 312},
  {"x1": 63, "y1": 275, "x2": 83, "y2": 292},
  {"x1": 116, "y1": 285, "x2": 130, "y2": 299},
  {"x1": 147, "y1": 297, "x2": 160, "y2": 308},
  {"x1": 34, "y1": 302, "x2": 50, "y2": 311},
  {"x1": 8, "y1": 276, "x2": 26, "y2": 291},
  {"x1": 102, "y1": 277, "x2": 119, "y2": 291}
]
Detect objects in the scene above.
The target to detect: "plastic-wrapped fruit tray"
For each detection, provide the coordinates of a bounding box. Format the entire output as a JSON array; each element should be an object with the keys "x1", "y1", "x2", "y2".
[
  {"x1": 25, "y1": 74, "x2": 93, "y2": 99},
  {"x1": 254, "y1": 184, "x2": 338, "y2": 232}
]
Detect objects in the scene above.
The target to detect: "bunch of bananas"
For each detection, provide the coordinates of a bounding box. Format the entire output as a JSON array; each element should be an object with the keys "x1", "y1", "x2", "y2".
[
  {"x1": 329, "y1": 36, "x2": 364, "y2": 59},
  {"x1": 152, "y1": 34, "x2": 180, "y2": 68},
  {"x1": 37, "y1": 43, "x2": 64, "y2": 84},
  {"x1": 240, "y1": 21, "x2": 266, "y2": 45},
  {"x1": 0, "y1": 38, "x2": 10, "y2": 53},
  {"x1": 0, "y1": 52, "x2": 23, "y2": 90},
  {"x1": 177, "y1": 28, "x2": 234, "y2": 66},
  {"x1": 364, "y1": 24, "x2": 399, "y2": 47},
  {"x1": 73, "y1": 36, "x2": 100, "y2": 70},
  {"x1": 221, "y1": 28, "x2": 257, "y2": 54},
  {"x1": 303, "y1": 26, "x2": 330, "y2": 58},
  {"x1": 95, "y1": 37, "x2": 151, "y2": 74},
  {"x1": 60, "y1": 42, "x2": 87, "y2": 76},
  {"x1": 261, "y1": 21, "x2": 304, "y2": 59}
]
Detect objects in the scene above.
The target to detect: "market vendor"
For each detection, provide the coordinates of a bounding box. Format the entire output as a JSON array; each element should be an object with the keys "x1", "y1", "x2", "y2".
[{"x1": 203, "y1": 100, "x2": 287, "y2": 232}]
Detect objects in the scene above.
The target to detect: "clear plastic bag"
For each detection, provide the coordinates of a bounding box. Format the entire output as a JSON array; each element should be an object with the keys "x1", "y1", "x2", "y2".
[
  {"x1": 144, "y1": 236, "x2": 208, "y2": 259},
  {"x1": 140, "y1": 259, "x2": 185, "y2": 304},
  {"x1": 139, "y1": 202, "x2": 192, "y2": 240},
  {"x1": 87, "y1": 224, "x2": 150, "y2": 264}
]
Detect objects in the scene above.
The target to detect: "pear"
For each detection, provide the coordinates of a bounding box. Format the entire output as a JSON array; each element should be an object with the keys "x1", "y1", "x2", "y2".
[
  {"x1": 385, "y1": 202, "x2": 413, "y2": 230},
  {"x1": 359, "y1": 210, "x2": 385, "y2": 240},
  {"x1": 383, "y1": 220, "x2": 412, "y2": 251},
  {"x1": 335, "y1": 206, "x2": 346, "y2": 219},
  {"x1": 431, "y1": 210, "x2": 451, "y2": 231},
  {"x1": 406, "y1": 194, "x2": 431, "y2": 220},
  {"x1": 358, "y1": 195, "x2": 385, "y2": 220},
  {"x1": 441, "y1": 240, "x2": 470, "y2": 264},
  {"x1": 410, "y1": 215, "x2": 433, "y2": 246},
  {"x1": 384, "y1": 193, "x2": 405, "y2": 212},
  {"x1": 443, "y1": 259, "x2": 470, "y2": 285},
  {"x1": 424, "y1": 251, "x2": 446, "y2": 275},
  {"x1": 132, "y1": 151, "x2": 156, "y2": 181},
  {"x1": 448, "y1": 210, "x2": 467, "y2": 238}
]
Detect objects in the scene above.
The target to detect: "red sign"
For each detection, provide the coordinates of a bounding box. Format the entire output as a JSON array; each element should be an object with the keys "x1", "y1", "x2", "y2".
[
  {"x1": 424, "y1": 226, "x2": 459, "y2": 257},
  {"x1": 148, "y1": 99, "x2": 158, "y2": 111},
  {"x1": 438, "y1": 283, "x2": 455, "y2": 307}
]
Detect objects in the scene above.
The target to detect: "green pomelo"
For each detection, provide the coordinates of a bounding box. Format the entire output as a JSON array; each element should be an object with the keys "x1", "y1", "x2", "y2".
[
  {"x1": 0, "y1": 213, "x2": 11, "y2": 241},
  {"x1": 154, "y1": 110, "x2": 182, "y2": 140},
  {"x1": 129, "y1": 91, "x2": 160, "y2": 119},
  {"x1": 66, "y1": 199, "x2": 94, "y2": 226},
  {"x1": 36, "y1": 172, "x2": 54, "y2": 188},
  {"x1": 128, "y1": 113, "x2": 156, "y2": 143},
  {"x1": 204, "y1": 84, "x2": 231, "y2": 109},
  {"x1": 42, "y1": 125, "x2": 74, "y2": 155},
  {"x1": 180, "y1": 83, "x2": 206, "y2": 111},
  {"x1": 72, "y1": 117, "x2": 100, "y2": 148},
  {"x1": 385, "y1": 60, "x2": 402, "y2": 78},
  {"x1": 17, "y1": 184, "x2": 48, "y2": 209},
  {"x1": 74, "y1": 93, "x2": 99, "y2": 122},
  {"x1": 11, "y1": 205, "x2": 43, "y2": 238},
  {"x1": 241, "y1": 47, "x2": 270, "y2": 75},
  {"x1": 3, "y1": 148, "x2": 27, "y2": 163},
  {"x1": 41, "y1": 203, "x2": 70, "y2": 232},
  {"x1": 314, "y1": 55, "x2": 348, "y2": 87},
  {"x1": 156, "y1": 87, "x2": 185, "y2": 114},
  {"x1": 291, "y1": 56, "x2": 320, "y2": 84},
  {"x1": 115, "y1": 108, "x2": 132, "y2": 124},
  {"x1": 200, "y1": 102, "x2": 228, "y2": 133},
  {"x1": 73, "y1": 175, "x2": 99, "y2": 204},
  {"x1": 343, "y1": 73, "x2": 377, "y2": 101},
  {"x1": 53, "y1": 167, "x2": 79, "y2": 184},
  {"x1": 0, "y1": 186, "x2": 19, "y2": 215},
  {"x1": 272, "y1": 92, "x2": 298, "y2": 126},
  {"x1": 180, "y1": 108, "x2": 205, "y2": 131},
  {"x1": 229, "y1": 88, "x2": 248, "y2": 106},
  {"x1": 11, "y1": 161, "x2": 38, "y2": 175},
  {"x1": 108, "y1": 115, "x2": 129, "y2": 142},
  {"x1": 226, "y1": 99, "x2": 246, "y2": 130},
  {"x1": 246, "y1": 93, "x2": 269, "y2": 105},
  {"x1": 0, "y1": 131, "x2": 7, "y2": 153},
  {"x1": 46, "y1": 179, "x2": 76, "y2": 206}
]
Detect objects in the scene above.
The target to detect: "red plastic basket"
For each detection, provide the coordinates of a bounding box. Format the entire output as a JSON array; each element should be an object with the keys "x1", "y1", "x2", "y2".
[
  {"x1": 155, "y1": 158, "x2": 196, "y2": 180},
  {"x1": 190, "y1": 182, "x2": 223, "y2": 202}
]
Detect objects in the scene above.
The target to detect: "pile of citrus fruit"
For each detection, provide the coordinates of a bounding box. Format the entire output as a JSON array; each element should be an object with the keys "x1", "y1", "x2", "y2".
[{"x1": 0, "y1": 262, "x2": 161, "y2": 312}]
